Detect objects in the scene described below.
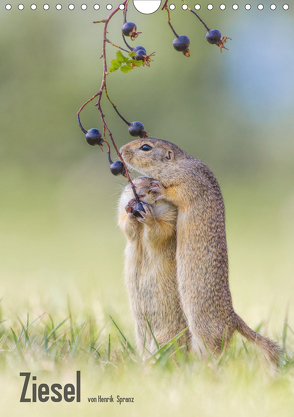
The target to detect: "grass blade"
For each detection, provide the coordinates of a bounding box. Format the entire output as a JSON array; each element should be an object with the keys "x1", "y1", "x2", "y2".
[
  {"x1": 68, "y1": 298, "x2": 74, "y2": 345},
  {"x1": 108, "y1": 334, "x2": 111, "y2": 362},
  {"x1": 242, "y1": 339, "x2": 249, "y2": 355},
  {"x1": 221, "y1": 329, "x2": 226, "y2": 352},
  {"x1": 44, "y1": 327, "x2": 48, "y2": 351},
  {"x1": 145, "y1": 327, "x2": 189, "y2": 364},
  {"x1": 201, "y1": 335, "x2": 213, "y2": 361},
  {"x1": 70, "y1": 322, "x2": 87, "y2": 356},
  {"x1": 109, "y1": 315, "x2": 135, "y2": 354},
  {"x1": 282, "y1": 304, "x2": 289, "y2": 350},
  {"x1": 141, "y1": 326, "x2": 151, "y2": 361},
  {"x1": 145, "y1": 316, "x2": 160, "y2": 351},
  {"x1": 17, "y1": 313, "x2": 46, "y2": 343},
  {"x1": 286, "y1": 323, "x2": 294, "y2": 336},
  {"x1": 216, "y1": 330, "x2": 228, "y2": 365},
  {"x1": 254, "y1": 321, "x2": 264, "y2": 334},
  {"x1": 11, "y1": 327, "x2": 26, "y2": 363},
  {"x1": 47, "y1": 318, "x2": 68, "y2": 342}
]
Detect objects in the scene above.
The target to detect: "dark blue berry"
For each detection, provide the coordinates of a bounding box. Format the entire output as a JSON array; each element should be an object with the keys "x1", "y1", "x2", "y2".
[
  {"x1": 122, "y1": 22, "x2": 137, "y2": 37},
  {"x1": 206, "y1": 29, "x2": 222, "y2": 45},
  {"x1": 110, "y1": 160, "x2": 126, "y2": 176},
  {"x1": 128, "y1": 121, "x2": 145, "y2": 137},
  {"x1": 85, "y1": 128, "x2": 103, "y2": 146},
  {"x1": 134, "y1": 49, "x2": 146, "y2": 61},
  {"x1": 132, "y1": 46, "x2": 146, "y2": 54},
  {"x1": 173, "y1": 35, "x2": 190, "y2": 52}
]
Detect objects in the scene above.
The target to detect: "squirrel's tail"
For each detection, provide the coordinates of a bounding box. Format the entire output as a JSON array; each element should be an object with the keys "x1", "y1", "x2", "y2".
[{"x1": 235, "y1": 314, "x2": 282, "y2": 366}]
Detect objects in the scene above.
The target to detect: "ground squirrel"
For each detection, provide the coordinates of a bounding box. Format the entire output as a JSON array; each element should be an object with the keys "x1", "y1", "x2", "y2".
[
  {"x1": 120, "y1": 138, "x2": 282, "y2": 365},
  {"x1": 118, "y1": 176, "x2": 190, "y2": 356}
]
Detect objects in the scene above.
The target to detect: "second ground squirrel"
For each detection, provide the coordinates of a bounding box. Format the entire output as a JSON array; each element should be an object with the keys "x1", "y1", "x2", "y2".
[
  {"x1": 120, "y1": 138, "x2": 282, "y2": 365},
  {"x1": 118, "y1": 176, "x2": 189, "y2": 356}
]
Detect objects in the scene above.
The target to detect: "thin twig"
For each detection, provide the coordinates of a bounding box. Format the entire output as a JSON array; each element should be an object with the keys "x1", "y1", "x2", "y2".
[
  {"x1": 94, "y1": 4, "x2": 136, "y2": 187},
  {"x1": 77, "y1": 0, "x2": 138, "y2": 195},
  {"x1": 123, "y1": 0, "x2": 129, "y2": 24},
  {"x1": 161, "y1": 0, "x2": 169, "y2": 10},
  {"x1": 182, "y1": 0, "x2": 210, "y2": 32},
  {"x1": 122, "y1": 34, "x2": 133, "y2": 51},
  {"x1": 164, "y1": 5, "x2": 179, "y2": 38},
  {"x1": 106, "y1": 38, "x2": 130, "y2": 53}
]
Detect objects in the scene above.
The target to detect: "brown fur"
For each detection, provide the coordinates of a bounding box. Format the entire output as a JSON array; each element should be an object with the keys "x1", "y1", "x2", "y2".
[
  {"x1": 120, "y1": 138, "x2": 282, "y2": 366},
  {"x1": 118, "y1": 176, "x2": 190, "y2": 357}
]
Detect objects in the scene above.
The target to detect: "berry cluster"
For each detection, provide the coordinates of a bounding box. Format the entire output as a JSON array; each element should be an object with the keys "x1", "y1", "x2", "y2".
[
  {"x1": 77, "y1": 0, "x2": 230, "y2": 199},
  {"x1": 163, "y1": 1, "x2": 231, "y2": 57}
]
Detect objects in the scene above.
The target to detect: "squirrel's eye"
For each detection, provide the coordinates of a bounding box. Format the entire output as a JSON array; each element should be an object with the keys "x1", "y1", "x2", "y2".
[{"x1": 140, "y1": 144, "x2": 152, "y2": 151}]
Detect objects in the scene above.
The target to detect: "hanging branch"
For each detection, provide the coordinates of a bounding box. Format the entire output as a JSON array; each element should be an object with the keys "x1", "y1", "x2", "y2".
[
  {"x1": 77, "y1": 0, "x2": 142, "y2": 200},
  {"x1": 77, "y1": 0, "x2": 231, "y2": 202}
]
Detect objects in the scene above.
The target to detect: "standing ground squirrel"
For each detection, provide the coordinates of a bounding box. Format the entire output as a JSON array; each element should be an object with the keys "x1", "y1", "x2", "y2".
[
  {"x1": 120, "y1": 138, "x2": 282, "y2": 365},
  {"x1": 118, "y1": 176, "x2": 190, "y2": 356}
]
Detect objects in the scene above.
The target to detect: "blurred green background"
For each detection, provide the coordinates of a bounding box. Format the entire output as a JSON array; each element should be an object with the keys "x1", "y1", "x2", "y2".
[
  {"x1": 1, "y1": 2, "x2": 294, "y2": 416},
  {"x1": 1, "y1": 0, "x2": 294, "y2": 345}
]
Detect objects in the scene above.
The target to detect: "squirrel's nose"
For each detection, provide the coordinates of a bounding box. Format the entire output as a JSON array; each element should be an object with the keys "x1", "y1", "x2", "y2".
[{"x1": 120, "y1": 143, "x2": 128, "y2": 155}]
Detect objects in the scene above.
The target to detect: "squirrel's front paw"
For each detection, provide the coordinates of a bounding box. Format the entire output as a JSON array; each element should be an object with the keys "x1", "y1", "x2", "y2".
[
  {"x1": 125, "y1": 199, "x2": 153, "y2": 223},
  {"x1": 125, "y1": 199, "x2": 138, "y2": 221},
  {"x1": 149, "y1": 180, "x2": 166, "y2": 202}
]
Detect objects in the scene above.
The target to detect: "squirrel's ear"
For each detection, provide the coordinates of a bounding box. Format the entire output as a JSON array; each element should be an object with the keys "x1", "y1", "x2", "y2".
[{"x1": 165, "y1": 150, "x2": 174, "y2": 161}]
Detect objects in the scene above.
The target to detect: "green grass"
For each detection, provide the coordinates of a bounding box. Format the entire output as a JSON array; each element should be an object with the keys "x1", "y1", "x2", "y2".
[
  {"x1": 1, "y1": 296, "x2": 294, "y2": 417},
  {"x1": 0, "y1": 174, "x2": 294, "y2": 416}
]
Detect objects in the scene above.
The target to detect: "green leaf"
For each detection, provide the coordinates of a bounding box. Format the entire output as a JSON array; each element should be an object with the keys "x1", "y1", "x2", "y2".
[
  {"x1": 128, "y1": 52, "x2": 136, "y2": 57},
  {"x1": 110, "y1": 59, "x2": 121, "y2": 70},
  {"x1": 108, "y1": 59, "x2": 122, "y2": 73},
  {"x1": 116, "y1": 50, "x2": 128, "y2": 63},
  {"x1": 120, "y1": 65, "x2": 133, "y2": 73}
]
